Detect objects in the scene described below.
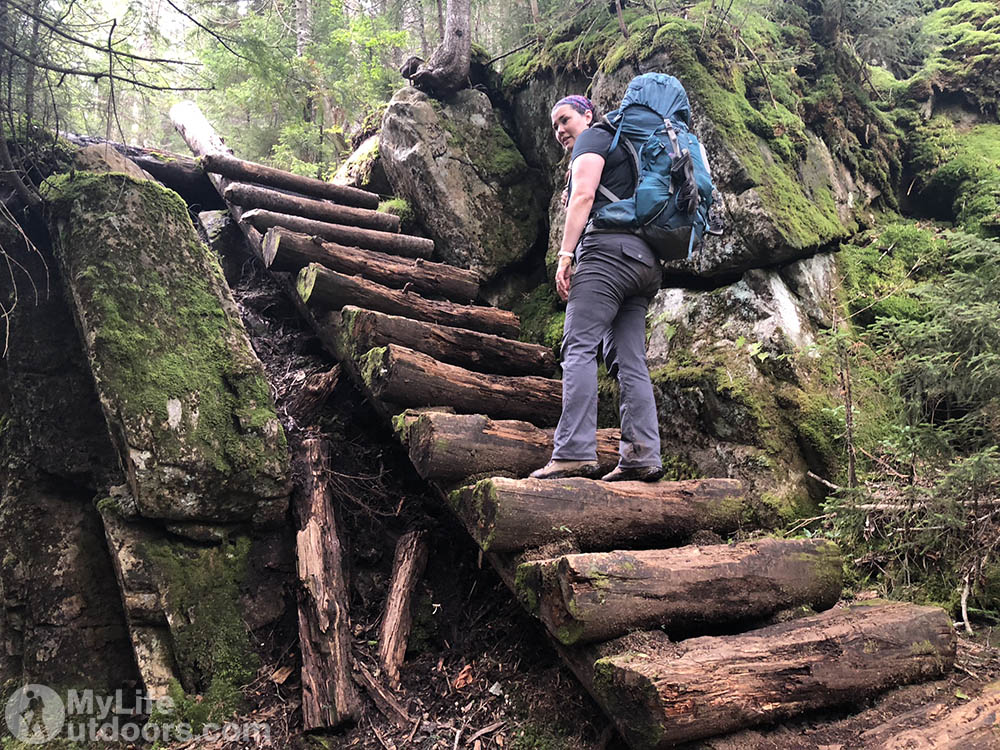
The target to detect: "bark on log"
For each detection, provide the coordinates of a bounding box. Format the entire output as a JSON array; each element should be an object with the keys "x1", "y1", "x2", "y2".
[
  {"x1": 201, "y1": 151, "x2": 380, "y2": 209},
  {"x1": 398, "y1": 411, "x2": 619, "y2": 482},
  {"x1": 338, "y1": 306, "x2": 554, "y2": 377},
  {"x1": 244, "y1": 208, "x2": 434, "y2": 258},
  {"x1": 377, "y1": 531, "x2": 429, "y2": 687},
  {"x1": 872, "y1": 684, "x2": 1000, "y2": 749},
  {"x1": 360, "y1": 344, "x2": 561, "y2": 426},
  {"x1": 225, "y1": 182, "x2": 399, "y2": 233},
  {"x1": 591, "y1": 602, "x2": 956, "y2": 749},
  {"x1": 264, "y1": 228, "x2": 478, "y2": 302},
  {"x1": 298, "y1": 263, "x2": 519, "y2": 337},
  {"x1": 515, "y1": 538, "x2": 843, "y2": 645},
  {"x1": 282, "y1": 366, "x2": 340, "y2": 424},
  {"x1": 294, "y1": 438, "x2": 361, "y2": 729},
  {"x1": 449, "y1": 477, "x2": 746, "y2": 552}
]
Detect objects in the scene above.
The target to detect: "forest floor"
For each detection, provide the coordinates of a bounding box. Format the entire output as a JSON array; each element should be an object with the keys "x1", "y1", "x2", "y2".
[{"x1": 159, "y1": 254, "x2": 1000, "y2": 750}]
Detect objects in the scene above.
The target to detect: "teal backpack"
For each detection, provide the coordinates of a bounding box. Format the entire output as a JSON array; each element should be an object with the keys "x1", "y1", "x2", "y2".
[{"x1": 589, "y1": 73, "x2": 716, "y2": 262}]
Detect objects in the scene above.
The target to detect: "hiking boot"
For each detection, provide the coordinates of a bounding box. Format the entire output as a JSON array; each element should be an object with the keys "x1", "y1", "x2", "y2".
[
  {"x1": 529, "y1": 460, "x2": 602, "y2": 480},
  {"x1": 601, "y1": 465, "x2": 664, "y2": 482}
]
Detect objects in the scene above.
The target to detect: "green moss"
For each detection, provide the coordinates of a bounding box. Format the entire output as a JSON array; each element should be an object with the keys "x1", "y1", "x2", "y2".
[
  {"x1": 143, "y1": 537, "x2": 258, "y2": 703},
  {"x1": 591, "y1": 656, "x2": 666, "y2": 749},
  {"x1": 511, "y1": 283, "x2": 565, "y2": 353},
  {"x1": 359, "y1": 346, "x2": 389, "y2": 387},
  {"x1": 514, "y1": 563, "x2": 541, "y2": 614},
  {"x1": 44, "y1": 172, "x2": 287, "y2": 511},
  {"x1": 660, "y1": 453, "x2": 701, "y2": 480},
  {"x1": 377, "y1": 197, "x2": 414, "y2": 230}
]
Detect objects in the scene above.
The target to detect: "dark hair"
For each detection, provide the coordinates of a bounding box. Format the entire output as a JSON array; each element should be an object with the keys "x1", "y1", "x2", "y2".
[{"x1": 551, "y1": 95, "x2": 596, "y2": 117}]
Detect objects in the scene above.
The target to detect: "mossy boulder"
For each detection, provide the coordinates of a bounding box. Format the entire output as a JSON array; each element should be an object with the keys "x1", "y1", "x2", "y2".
[
  {"x1": 45, "y1": 172, "x2": 290, "y2": 523},
  {"x1": 380, "y1": 87, "x2": 546, "y2": 281},
  {"x1": 332, "y1": 134, "x2": 392, "y2": 195},
  {"x1": 646, "y1": 257, "x2": 846, "y2": 521}
]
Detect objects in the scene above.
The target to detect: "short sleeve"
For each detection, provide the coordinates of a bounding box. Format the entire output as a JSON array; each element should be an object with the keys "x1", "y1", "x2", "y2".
[{"x1": 571, "y1": 127, "x2": 612, "y2": 161}]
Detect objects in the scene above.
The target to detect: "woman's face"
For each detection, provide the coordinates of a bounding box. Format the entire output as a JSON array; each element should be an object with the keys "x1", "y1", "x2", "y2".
[{"x1": 551, "y1": 104, "x2": 593, "y2": 151}]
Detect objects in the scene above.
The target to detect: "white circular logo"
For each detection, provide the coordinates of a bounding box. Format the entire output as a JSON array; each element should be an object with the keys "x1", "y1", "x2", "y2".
[{"x1": 4, "y1": 684, "x2": 64, "y2": 744}]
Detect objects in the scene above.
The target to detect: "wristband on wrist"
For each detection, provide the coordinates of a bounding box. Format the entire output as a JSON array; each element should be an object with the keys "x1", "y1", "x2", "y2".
[{"x1": 557, "y1": 250, "x2": 574, "y2": 259}]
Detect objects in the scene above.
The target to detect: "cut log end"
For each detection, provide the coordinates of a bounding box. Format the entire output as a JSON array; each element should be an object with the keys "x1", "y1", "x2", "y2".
[
  {"x1": 296, "y1": 263, "x2": 319, "y2": 304},
  {"x1": 262, "y1": 227, "x2": 281, "y2": 268}
]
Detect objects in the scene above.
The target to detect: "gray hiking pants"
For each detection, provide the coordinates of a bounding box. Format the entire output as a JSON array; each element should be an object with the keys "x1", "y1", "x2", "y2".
[{"x1": 551, "y1": 232, "x2": 663, "y2": 468}]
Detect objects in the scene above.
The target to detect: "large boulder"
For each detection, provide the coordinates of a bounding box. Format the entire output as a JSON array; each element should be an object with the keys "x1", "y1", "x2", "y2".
[
  {"x1": 333, "y1": 135, "x2": 392, "y2": 196},
  {"x1": 645, "y1": 254, "x2": 843, "y2": 519},
  {"x1": 380, "y1": 87, "x2": 546, "y2": 281},
  {"x1": 45, "y1": 172, "x2": 291, "y2": 524}
]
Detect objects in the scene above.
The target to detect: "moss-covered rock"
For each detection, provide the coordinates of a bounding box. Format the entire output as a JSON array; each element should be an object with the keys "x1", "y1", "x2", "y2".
[
  {"x1": 333, "y1": 134, "x2": 392, "y2": 195},
  {"x1": 380, "y1": 87, "x2": 546, "y2": 281},
  {"x1": 45, "y1": 172, "x2": 290, "y2": 523}
]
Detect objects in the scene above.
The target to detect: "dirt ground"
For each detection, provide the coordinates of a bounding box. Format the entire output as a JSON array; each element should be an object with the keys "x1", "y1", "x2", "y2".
[{"x1": 174, "y1": 255, "x2": 1000, "y2": 750}]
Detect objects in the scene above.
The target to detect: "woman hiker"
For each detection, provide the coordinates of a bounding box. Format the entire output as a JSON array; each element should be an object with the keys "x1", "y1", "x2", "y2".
[{"x1": 531, "y1": 95, "x2": 664, "y2": 482}]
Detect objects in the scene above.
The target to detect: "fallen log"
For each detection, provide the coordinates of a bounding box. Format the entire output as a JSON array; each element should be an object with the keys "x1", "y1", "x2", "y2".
[
  {"x1": 225, "y1": 182, "x2": 399, "y2": 233},
  {"x1": 516, "y1": 538, "x2": 843, "y2": 645},
  {"x1": 201, "y1": 151, "x2": 380, "y2": 209},
  {"x1": 398, "y1": 411, "x2": 619, "y2": 482},
  {"x1": 298, "y1": 264, "x2": 519, "y2": 338},
  {"x1": 244, "y1": 208, "x2": 434, "y2": 258},
  {"x1": 338, "y1": 306, "x2": 554, "y2": 377},
  {"x1": 360, "y1": 345, "x2": 561, "y2": 426},
  {"x1": 294, "y1": 437, "x2": 361, "y2": 729},
  {"x1": 449, "y1": 477, "x2": 746, "y2": 552},
  {"x1": 873, "y1": 683, "x2": 1000, "y2": 749},
  {"x1": 377, "y1": 531, "x2": 429, "y2": 687},
  {"x1": 264, "y1": 228, "x2": 478, "y2": 302},
  {"x1": 592, "y1": 602, "x2": 956, "y2": 749},
  {"x1": 282, "y1": 366, "x2": 340, "y2": 424}
]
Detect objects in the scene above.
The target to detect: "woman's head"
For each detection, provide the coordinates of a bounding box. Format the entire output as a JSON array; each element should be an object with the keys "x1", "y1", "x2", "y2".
[{"x1": 551, "y1": 95, "x2": 595, "y2": 151}]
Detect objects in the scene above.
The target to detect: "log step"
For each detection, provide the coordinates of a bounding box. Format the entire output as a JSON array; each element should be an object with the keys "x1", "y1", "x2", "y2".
[
  {"x1": 336, "y1": 306, "x2": 556, "y2": 378},
  {"x1": 358, "y1": 344, "x2": 562, "y2": 427},
  {"x1": 516, "y1": 538, "x2": 843, "y2": 645},
  {"x1": 589, "y1": 602, "x2": 956, "y2": 749},
  {"x1": 449, "y1": 476, "x2": 747, "y2": 552},
  {"x1": 201, "y1": 151, "x2": 380, "y2": 209},
  {"x1": 869, "y1": 682, "x2": 1000, "y2": 749},
  {"x1": 244, "y1": 208, "x2": 434, "y2": 258},
  {"x1": 226, "y1": 183, "x2": 400, "y2": 233},
  {"x1": 397, "y1": 411, "x2": 620, "y2": 482},
  {"x1": 298, "y1": 263, "x2": 519, "y2": 337},
  {"x1": 264, "y1": 228, "x2": 479, "y2": 302}
]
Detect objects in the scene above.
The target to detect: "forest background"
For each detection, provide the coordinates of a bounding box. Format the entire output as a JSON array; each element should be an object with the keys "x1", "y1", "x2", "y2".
[{"x1": 3, "y1": 0, "x2": 1000, "y2": 644}]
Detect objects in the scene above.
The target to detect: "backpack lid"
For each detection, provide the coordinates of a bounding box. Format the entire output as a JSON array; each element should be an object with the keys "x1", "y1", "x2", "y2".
[{"x1": 609, "y1": 72, "x2": 692, "y2": 128}]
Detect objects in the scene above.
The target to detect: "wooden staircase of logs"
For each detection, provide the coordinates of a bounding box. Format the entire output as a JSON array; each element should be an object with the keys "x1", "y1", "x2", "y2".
[{"x1": 170, "y1": 102, "x2": 958, "y2": 749}]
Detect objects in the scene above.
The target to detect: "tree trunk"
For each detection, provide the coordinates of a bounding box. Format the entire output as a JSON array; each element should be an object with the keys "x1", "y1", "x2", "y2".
[
  {"x1": 377, "y1": 531, "x2": 429, "y2": 687},
  {"x1": 297, "y1": 264, "x2": 518, "y2": 337},
  {"x1": 264, "y1": 229, "x2": 478, "y2": 301},
  {"x1": 225, "y1": 183, "x2": 399, "y2": 232},
  {"x1": 516, "y1": 538, "x2": 843, "y2": 645},
  {"x1": 591, "y1": 602, "x2": 956, "y2": 749},
  {"x1": 199, "y1": 151, "x2": 379, "y2": 209},
  {"x1": 398, "y1": 411, "x2": 619, "y2": 482},
  {"x1": 295, "y1": 0, "x2": 314, "y2": 57},
  {"x1": 337, "y1": 306, "x2": 554, "y2": 377},
  {"x1": 411, "y1": 0, "x2": 471, "y2": 96},
  {"x1": 359, "y1": 344, "x2": 562, "y2": 425},
  {"x1": 245, "y1": 208, "x2": 433, "y2": 258},
  {"x1": 294, "y1": 437, "x2": 361, "y2": 730},
  {"x1": 867, "y1": 686, "x2": 1000, "y2": 749},
  {"x1": 450, "y1": 477, "x2": 746, "y2": 552}
]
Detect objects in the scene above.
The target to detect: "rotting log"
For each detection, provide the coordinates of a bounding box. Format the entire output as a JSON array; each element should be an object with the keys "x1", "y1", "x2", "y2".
[
  {"x1": 872, "y1": 683, "x2": 1000, "y2": 749},
  {"x1": 244, "y1": 208, "x2": 434, "y2": 258},
  {"x1": 225, "y1": 182, "x2": 399, "y2": 233},
  {"x1": 294, "y1": 437, "x2": 361, "y2": 729},
  {"x1": 515, "y1": 538, "x2": 843, "y2": 645},
  {"x1": 590, "y1": 602, "x2": 956, "y2": 749},
  {"x1": 397, "y1": 411, "x2": 619, "y2": 482},
  {"x1": 282, "y1": 366, "x2": 340, "y2": 424},
  {"x1": 449, "y1": 477, "x2": 746, "y2": 552},
  {"x1": 377, "y1": 531, "x2": 429, "y2": 687},
  {"x1": 338, "y1": 306, "x2": 554, "y2": 377},
  {"x1": 264, "y1": 228, "x2": 478, "y2": 301},
  {"x1": 298, "y1": 264, "x2": 519, "y2": 338},
  {"x1": 201, "y1": 151, "x2": 379, "y2": 209},
  {"x1": 359, "y1": 344, "x2": 561, "y2": 426}
]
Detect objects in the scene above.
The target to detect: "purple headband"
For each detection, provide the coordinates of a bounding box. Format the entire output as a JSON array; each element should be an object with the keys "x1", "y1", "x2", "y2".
[{"x1": 552, "y1": 95, "x2": 594, "y2": 115}]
